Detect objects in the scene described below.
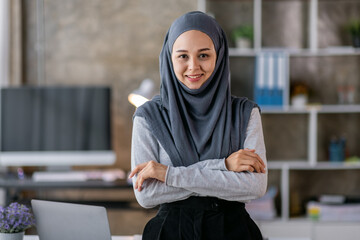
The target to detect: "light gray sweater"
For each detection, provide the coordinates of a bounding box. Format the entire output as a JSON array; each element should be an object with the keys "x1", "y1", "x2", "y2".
[{"x1": 131, "y1": 108, "x2": 267, "y2": 208}]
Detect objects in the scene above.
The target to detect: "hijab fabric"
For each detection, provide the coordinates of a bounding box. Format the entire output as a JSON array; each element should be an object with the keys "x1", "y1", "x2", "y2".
[{"x1": 134, "y1": 11, "x2": 257, "y2": 167}]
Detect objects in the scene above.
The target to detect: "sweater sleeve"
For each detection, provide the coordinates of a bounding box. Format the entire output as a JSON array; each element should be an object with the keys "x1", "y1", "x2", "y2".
[
  {"x1": 131, "y1": 117, "x2": 230, "y2": 208},
  {"x1": 131, "y1": 116, "x2": 194, "y2": 208},
  {"x1": 165, "y1": 108, "x2": 268, "y2": 202}
]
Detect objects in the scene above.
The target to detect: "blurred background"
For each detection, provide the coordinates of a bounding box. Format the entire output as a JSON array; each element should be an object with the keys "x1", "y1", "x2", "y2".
[
  {"x1": 4, "y1": 0, "x2": 197, "y2": 171},
  {"x1": 1, "y1": 0, "x2": 198, "y2": 236},
  {"x1": 1, "y1": 0, "x2": 360, "y2": 239}
]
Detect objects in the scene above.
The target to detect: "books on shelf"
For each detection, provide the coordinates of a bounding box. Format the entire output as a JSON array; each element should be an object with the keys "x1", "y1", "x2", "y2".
[
  {"x1": 254, "y1": 51, "x2": 288, "y2": 108},
  {"x1": 307, "y1": 200, "x2": 360, "y2": 221},
  {"x1": 246, "y1": 186, "x2": 278, "y2": 220}
]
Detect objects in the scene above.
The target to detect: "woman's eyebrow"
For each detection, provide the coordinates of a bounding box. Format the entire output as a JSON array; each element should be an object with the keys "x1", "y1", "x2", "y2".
[
  {"x1": 199, "y1": 48, "x2": 211, "y2": 52},
  {"x1": 175, "y1": 48, "x2": 212, "y2": 53}
]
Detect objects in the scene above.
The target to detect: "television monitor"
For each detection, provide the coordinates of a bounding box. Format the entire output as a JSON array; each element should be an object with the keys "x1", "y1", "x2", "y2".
[{"x1": 0, "y1": 86, "x2": 116, "y2": 168}]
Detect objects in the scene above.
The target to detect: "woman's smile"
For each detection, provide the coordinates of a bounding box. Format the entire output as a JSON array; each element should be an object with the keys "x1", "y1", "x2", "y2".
[{"x1": 185, "y1": 73, "x2": 204, "y2": 82}]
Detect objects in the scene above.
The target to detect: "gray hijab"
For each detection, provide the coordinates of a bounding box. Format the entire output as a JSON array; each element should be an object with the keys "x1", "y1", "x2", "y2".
[{"x1": 134, "y1": 11, "x2": 257, "y2": 167}]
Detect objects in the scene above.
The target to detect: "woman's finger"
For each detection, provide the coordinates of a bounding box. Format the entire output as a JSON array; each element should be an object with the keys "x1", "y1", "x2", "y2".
[
  {"x1": 129, "y1": 165, "x2": 142, "y2": 179},
  {"x1": 129, "y1": 162, "x2": 150, "y2": 178},
  {"x1": 239, "y1": 165, "x2": 255, "y2": 172},
  {"x1": 244, "y1": 149, "x2": 264, "y2": 168},
  {"x1": 136, "y1": 167, "x2": 150, "y2": 190},
  {"x1": 235, "y1": 151, "x2": 266, "y2": 173},
  {"x1": 132, "y1": 162, "x2": 150, "y2": 189},
  {"x1": 128, "y1": 168, "x2": 138, "y2": 179},
  {"x1": 237, "y1": 159, "x2": 262, "y2": 173},
  {"x1": 241, "y1": 150, "x2": 266, "y2": 170},
  {"x1": 136, "y1": 172, "x2": 146, "y2": 191},
  {"x1": 132, "y1": 161, "x2": 168, "y2": 191},
  {"x1": 137, "y1": 176, "x2": 145, "y2": 191},
  {"x1": 135, "y1": 163, "x2": 154, "y2": 191}
]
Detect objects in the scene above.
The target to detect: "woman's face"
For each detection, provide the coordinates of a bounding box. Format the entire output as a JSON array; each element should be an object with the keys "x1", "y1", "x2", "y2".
[{"x1": 171, "y1": 30, "x2": 216, "y2": 90}]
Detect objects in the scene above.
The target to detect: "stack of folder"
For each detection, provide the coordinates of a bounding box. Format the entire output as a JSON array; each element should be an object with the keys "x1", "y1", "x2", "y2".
[{"x1": 254, "y1": 51, "x2": 289, "y2": 107}]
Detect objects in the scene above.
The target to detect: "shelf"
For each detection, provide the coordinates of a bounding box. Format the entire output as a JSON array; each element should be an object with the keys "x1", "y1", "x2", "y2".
[
  {"x1": 209, "y1": 0, "x2": 358, "y2": 2},
  {"x1": 257, "y1": 217, "x2": 311, "y2": 223},
  {"x1": 268, "y1": 161, "x2": 360, "y2": 170},
  {"x1": 318, "y1": 105, "x2": 360, "y2": 113},
  {"x1": 258, "y1": 216, "x2": 360, "y2": 224},
  {"x1": 229, "y1": 47, "x2": 360, "y2": 57},
  {"x1": 261, "y1": 105, "x2": 360, "y2": 114},
  {"x1": 267, "y1": 160, "x2": 307, "y2": 169},
  {"x1": 261, "y1": 106, "x2": 310, "y2": 114}
]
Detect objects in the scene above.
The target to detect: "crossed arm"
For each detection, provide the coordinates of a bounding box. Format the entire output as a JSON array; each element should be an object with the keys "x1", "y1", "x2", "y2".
[{"x1": 130, "y1": 108, "x2": 267, "y2": 208}]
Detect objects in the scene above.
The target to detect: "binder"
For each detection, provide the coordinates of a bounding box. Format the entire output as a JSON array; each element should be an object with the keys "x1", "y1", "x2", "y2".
[
  {"x1": 254, "y1": 53, "x2": 265, "y2": 105},
  {"x1": 274, "y1": 52, "x2": 285, "y2": 106},
  {"x1": 254, "y1": 51, "x2": 288, "y2": 108}
]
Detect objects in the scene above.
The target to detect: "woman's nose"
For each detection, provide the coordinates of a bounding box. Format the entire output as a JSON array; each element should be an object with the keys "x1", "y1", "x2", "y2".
[{"x1": 188, "y1": 57, "x2": 200, "y2": 70}]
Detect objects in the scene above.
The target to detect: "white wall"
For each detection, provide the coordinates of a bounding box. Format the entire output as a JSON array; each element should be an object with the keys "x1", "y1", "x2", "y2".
[{"x1": 0, "y1": 0, "x2": 9, "y2": 87}]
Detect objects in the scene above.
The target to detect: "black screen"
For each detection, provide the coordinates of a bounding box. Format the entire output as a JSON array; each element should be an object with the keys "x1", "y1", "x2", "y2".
[{"x1": 0, "y1": 86, "x2": 111, "y2": 151}]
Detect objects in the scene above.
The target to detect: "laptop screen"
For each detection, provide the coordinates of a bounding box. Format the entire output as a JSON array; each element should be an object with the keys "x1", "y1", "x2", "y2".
[{"x1": 31, "y1": 199, "x2": 112, "y2": 240}]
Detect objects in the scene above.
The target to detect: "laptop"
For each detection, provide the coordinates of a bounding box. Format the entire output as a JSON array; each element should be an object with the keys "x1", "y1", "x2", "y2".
[{"x1": 31, "y1": 199, "x2": 112, "y2": 240}]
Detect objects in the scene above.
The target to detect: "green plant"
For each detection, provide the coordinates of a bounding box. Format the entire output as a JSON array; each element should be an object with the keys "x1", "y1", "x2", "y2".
[
  {"x1": 347, "y1": 19, "x2": 360, "y2": 36},
  {"x1": 346, "y1": 20, "x2": 360, "y2": 48},
  {"x1": 231, "y1": 25, "x2": 254, "y2": 42}
]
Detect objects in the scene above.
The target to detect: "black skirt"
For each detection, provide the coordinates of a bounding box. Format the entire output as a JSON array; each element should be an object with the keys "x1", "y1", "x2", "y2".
[{"x1": 142, "y1": 196, "x2": 263, "y2": 240}]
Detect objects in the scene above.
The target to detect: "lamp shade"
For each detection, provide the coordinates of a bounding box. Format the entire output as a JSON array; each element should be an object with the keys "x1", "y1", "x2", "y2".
[{"x1": 128, "y1": 78, "x2": 155, "y2": 107}]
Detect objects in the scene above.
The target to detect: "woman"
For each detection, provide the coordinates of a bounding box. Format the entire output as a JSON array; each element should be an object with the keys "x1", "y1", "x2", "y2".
[{"x1": 129, "y1": 11, "x2": 267, "y2": 240}]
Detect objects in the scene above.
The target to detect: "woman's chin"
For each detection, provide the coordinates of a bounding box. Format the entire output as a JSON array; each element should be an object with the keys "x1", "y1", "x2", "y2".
[{"x1": 182, "y1": 79, "x2": 207, "y2": 90}]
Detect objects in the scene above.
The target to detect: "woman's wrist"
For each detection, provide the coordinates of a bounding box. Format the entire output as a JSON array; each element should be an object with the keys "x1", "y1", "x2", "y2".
[
  {"x1": 158, "y1": 163, "x2": 168, "y2": 182},
  {"x1": 224, "y1": 158, "x2": 230, "y2": 171},
  {"x1": 164, "y1": 166, "x2": 171, "y2": 185}
]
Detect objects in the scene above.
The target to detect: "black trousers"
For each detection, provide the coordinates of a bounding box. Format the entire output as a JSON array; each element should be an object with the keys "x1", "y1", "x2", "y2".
[{"x1": 142, "y1": 197, "x2": 263, "y2": 240}]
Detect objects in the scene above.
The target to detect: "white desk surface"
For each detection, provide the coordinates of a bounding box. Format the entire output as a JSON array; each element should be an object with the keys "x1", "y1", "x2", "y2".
[{"x1": 24, "y1": 235, "x2": 142, "y2": 240}]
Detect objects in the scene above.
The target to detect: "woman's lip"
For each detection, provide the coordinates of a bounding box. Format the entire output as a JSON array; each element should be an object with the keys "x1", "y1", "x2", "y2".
[{"x1": 185, "y1": 74, "x2": 203, "y2": 82}]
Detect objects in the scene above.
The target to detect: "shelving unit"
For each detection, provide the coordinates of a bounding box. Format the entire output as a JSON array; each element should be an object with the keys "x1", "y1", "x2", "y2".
[
  {"x1": 258, "y1": 219, "x2": 360, "y2": 240},
  {"x1": 199, "y1": 0, "x2": 360, "y2": 236},
  {"x1": 263, "y1": 105, "x2": 360, "y2": 220},
  {"x1": 229, "y1": 47, "x2": 360, "y2": 57},
  {"x1": 202, "y1": 0, "x2": 320, "y2": 52}
]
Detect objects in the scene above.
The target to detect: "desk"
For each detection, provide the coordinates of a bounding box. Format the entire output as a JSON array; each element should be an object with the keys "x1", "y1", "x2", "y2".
[
  {"x1": 24, "y1": 235, "x2": 142, "y2": 240},
  {"x1": 0, "y1": 175, "x2": 132, "y2": 205}
]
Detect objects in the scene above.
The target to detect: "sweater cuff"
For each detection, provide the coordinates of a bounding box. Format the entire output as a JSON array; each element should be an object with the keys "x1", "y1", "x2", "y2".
[
  {"x1": 222, "y1": 158, "x2": 229, "y2": 171},
  {"x1": 164, "y1": 165, "x2": 171, "y2": 185},
  {"x1": 164, "y1": 165, "x2": 179, "y2": 187}
]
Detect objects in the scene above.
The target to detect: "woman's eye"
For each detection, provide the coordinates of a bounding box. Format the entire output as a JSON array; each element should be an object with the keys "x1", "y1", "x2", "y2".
[
  {"x1": 199, "y1": 54, "x2": 209, "y2": 59},
  {"x1": 178, "y1": 54, "x2": 188, "y2": 59}
]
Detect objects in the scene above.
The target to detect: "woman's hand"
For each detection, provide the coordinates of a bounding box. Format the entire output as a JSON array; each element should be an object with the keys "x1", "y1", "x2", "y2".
[
  {"x1": 128, "y1": 160, "x2": 168, "y2": 191},
  {"x1": 225, "y1": 148, "x2": 266, "y2": 173}
]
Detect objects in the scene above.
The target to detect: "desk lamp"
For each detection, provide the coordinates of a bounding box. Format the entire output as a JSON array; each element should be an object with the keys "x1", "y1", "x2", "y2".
[{"x1": 128, "y1": 78, "x2": 155, "y2": 107}]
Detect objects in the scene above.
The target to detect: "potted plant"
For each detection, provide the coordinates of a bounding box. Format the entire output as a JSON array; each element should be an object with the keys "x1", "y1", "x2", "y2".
[
  {"x1": 231, "y1": 25, "x2": 254, "y2": 49},
  {"x1": 346, "y1": 19, "x2": 360, "y2": 48},
  {"x1": 0, "y1": 203, "x2": 35, "y2": 240}
]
